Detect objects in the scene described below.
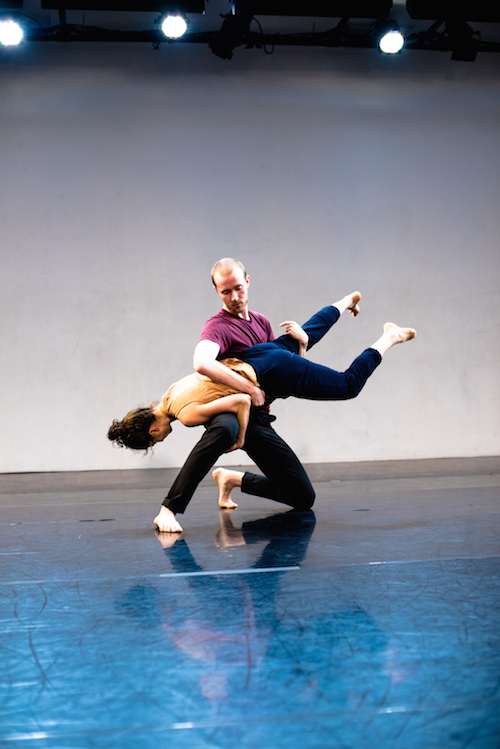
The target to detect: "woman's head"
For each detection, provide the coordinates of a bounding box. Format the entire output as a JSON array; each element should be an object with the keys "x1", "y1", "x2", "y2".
[
  {"x1": 108, "y1": 404, "x2": 173, "y2": 451},
  {"x1": 108, "y1": 405, "x2": 158, "y2": 452}
]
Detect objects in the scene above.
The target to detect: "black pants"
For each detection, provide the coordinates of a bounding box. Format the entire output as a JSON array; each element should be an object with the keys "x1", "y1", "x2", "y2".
[{"x1": 163, "y1": 410, "x2": 315, "y2": 514}]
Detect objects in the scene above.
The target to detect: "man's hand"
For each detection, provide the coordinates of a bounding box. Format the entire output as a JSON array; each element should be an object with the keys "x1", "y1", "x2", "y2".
[
  {"x1": 251, "y1": 385, "x2": 266, "y2": 407},
  {"x1": 194, "y1": 339, "x2": 266, "y2": 403},
  {"x1": 279, "y1": 320, "x2": 309, "y2": 357}
]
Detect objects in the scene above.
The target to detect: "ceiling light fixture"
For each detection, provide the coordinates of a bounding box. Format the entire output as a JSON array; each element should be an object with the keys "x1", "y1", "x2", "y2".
[
  {"x1": 161, "y1": 14, "x2": 188, "y2": 39},
  {"x1": 0, "y1": 18, "x2": 23, "y2": 46},
  {"x1": 377, "y1": 20, "x2": 404, "y2": 54}
]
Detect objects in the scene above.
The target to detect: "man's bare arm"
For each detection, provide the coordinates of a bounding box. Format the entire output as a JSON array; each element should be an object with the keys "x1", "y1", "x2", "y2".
[{"x1": 193, "y1": 340, "x2": 266, "y2": 407}]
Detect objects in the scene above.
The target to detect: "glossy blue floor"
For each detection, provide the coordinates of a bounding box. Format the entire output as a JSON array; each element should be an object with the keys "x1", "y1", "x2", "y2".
[{"x1": 1, "y1": 457, "x2": 500, "y2": 748}]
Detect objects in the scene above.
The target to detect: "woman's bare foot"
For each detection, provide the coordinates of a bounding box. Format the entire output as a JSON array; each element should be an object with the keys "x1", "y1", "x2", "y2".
[
  {"x1": 153, "y1": 505, "x2": 183, "y2": 533},
  {"x1": 372, "y1": 323, "x2": 417, "y2": 357},
  {"x1": 347, "y1": 291, "x2": 362, "y2": 316},
  {"x1": 383, "y1": 322, "x2": 417, "y2": 343},
  {"x1": 212, "y1": 467, "x2": 243, "y2": 509},
  {"x1": 334, "y1": 291, "x2": 362, "y2": 317}
]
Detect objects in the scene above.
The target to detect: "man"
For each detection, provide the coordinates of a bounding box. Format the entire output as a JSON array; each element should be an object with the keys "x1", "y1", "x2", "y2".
[{"x1": 154, "y1": 258, "x2": 361, "y2": 532}]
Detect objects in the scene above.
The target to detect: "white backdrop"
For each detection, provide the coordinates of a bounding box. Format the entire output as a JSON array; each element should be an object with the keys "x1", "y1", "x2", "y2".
[{"x1": 1, "y1": 43, "x2": 499, "y2": 472}]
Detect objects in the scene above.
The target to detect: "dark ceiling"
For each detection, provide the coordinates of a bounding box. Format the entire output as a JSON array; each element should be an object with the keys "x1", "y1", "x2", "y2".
[{"x1": 1, "y1": 0, "x2": 499, "y2": 61}]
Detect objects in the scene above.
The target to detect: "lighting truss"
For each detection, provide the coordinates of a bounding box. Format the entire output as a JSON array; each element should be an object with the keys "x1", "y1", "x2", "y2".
[{"x1": 0, "y1": 1, "x2": 499, "y2": 58}]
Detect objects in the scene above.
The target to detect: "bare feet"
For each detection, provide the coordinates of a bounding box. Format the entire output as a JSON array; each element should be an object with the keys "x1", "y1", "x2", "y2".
[
  {"x1": 334, "y1": 291, "x2": 362, "y2": 317},
  {"x1": 346, "y1": 290, "x2": 362, "y2": 317},
  {"x1": 383, "y1": 322, "x2": 417, "y2": 343},
  {"x1": 212, "y1": 467, "x2": 243, "y2": 509},
  {"x1": 371, "y1": 322, "x2": 417, "y2": 357},
  {"x1": 153, "y1": 505, "x2": 183, "y2": 533}
]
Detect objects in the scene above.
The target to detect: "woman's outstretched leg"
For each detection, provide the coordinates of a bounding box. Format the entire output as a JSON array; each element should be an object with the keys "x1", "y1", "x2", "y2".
[
  {"x1": 303, "y1": 292, "x2": 361, "y2": 350},
  {"x1": 245, "y1": 293, "x2": 363, "y2": 360},
  {"x1": 257, "y1": 321, "x2": 416, "y2": 402},
  {"x1": 333, "y1": 291, "x2": 361, "y2": 317},
  {"x1": 332, "y1": 322, "x2": 416, "y2": 399},
  {"x1": 370, "y1": 322, "x2": 416, "y2": 356}
]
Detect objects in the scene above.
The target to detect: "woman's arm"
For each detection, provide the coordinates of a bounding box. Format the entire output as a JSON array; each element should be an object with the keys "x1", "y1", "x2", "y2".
[
  {"x1": 177, "y1": 393, "x2": 251, "y2": 450},
  {"x1": 279, "y1": 320, "x2": 309, "y2": 357}
]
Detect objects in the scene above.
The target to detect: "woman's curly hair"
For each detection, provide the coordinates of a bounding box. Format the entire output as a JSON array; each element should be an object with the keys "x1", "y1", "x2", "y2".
[{"x1": 107, "y1": 405, "x2": 157, "y2": 452}]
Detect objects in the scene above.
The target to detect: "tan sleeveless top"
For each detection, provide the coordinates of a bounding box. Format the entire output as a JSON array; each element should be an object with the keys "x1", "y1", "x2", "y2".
[{"x1": 160, "y1": 359, "x2": 259, "y2": 419}]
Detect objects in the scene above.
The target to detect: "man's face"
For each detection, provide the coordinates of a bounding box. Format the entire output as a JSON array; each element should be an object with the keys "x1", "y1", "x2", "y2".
[{"x1": 213, "y1": 268, "x2": 250, "y2": 318}]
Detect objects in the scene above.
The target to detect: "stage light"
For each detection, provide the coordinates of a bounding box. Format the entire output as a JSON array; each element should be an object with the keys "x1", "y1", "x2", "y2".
[
  {"x1": 379, "y1": 28, "x2": 404, "y2": 53},
  {"x1": 0, "y1": 18, "x2": 23, "y2": 46},
  {"x1": 376, "y1": 20, "x2": 404, "y2": 54},
  {"x1": 161, "y1": 14, "x2": 188, "y2": 39}
]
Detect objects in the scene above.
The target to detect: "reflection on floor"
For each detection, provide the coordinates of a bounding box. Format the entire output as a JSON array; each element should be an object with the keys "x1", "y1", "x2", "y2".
[{"x1": 1, "y1": 457, "x2": 499, "y2": 748}]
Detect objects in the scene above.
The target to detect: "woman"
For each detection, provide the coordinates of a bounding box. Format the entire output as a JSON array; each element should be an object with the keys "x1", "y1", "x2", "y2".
[{"x1": 108, "y1": 298, "x2": 416, "y2": 454}]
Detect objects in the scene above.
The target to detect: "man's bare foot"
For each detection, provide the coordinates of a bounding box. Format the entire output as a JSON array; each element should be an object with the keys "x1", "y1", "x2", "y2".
[
  {"x1": 383, "y1": 322, "x2": 417, "y2": 343},
  {"x1": 334, "y1": 291, "x2": 362, "y2": 317},
  {"x1": 212, "y1": 467, "x2": 243, "y2": 509},
  {"x1": 153, "y1": 505, "x2": 183, "y2": 533}
]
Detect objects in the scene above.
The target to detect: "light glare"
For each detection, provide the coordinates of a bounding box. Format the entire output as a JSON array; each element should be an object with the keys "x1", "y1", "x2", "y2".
[
  {"x1": 379, "y1": 30, "x2": 404, "y2": 54},
  {"x1": 161, "y1": 15, "x2": 188, "y2": 39},
  {"x1": 0, "y1": 19, "x2": 24, "y2": 46}
]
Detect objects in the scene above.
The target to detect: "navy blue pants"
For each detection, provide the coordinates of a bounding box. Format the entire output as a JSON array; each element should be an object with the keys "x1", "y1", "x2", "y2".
[
  {"x1": 163, "y1": 305, "x2": 380, "y2": 515},
  {"x1": 238, "y1": 306, "x2": 382, "y2": 402}
]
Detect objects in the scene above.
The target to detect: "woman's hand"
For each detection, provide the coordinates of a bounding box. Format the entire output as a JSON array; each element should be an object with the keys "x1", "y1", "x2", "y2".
[
  {"x1": 279, "y1": 320, "x2": 309, "y2": 357},
  {"x1": 178, "y1": 393, "x2": 251, "y2": 452}
]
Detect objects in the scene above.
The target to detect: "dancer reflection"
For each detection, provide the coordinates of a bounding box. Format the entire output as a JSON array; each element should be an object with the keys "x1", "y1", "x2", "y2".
[{"x1": 116, "y1": 510, "x2": 316, "y2": 701}]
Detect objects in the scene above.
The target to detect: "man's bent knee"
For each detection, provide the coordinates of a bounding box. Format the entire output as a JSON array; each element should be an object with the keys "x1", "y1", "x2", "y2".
[{"x1": 290, "y1": 486, "x2": 315, "y2": 511}]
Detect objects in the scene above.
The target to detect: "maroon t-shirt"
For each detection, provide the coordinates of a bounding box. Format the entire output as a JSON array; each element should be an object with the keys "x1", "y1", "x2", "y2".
[{"x1": 200, "y1": 309, "x2": 275, "y2": 359}]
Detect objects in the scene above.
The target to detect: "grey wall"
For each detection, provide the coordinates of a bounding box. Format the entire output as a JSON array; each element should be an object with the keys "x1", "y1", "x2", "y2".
[{"x1": 1, "y1": 44, "x2": 499, "y2": 472}]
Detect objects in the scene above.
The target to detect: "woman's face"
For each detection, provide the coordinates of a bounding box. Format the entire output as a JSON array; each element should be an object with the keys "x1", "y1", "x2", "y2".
[{"x1": 149, "y1": 417, "x2": 172, "y2": 444}]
